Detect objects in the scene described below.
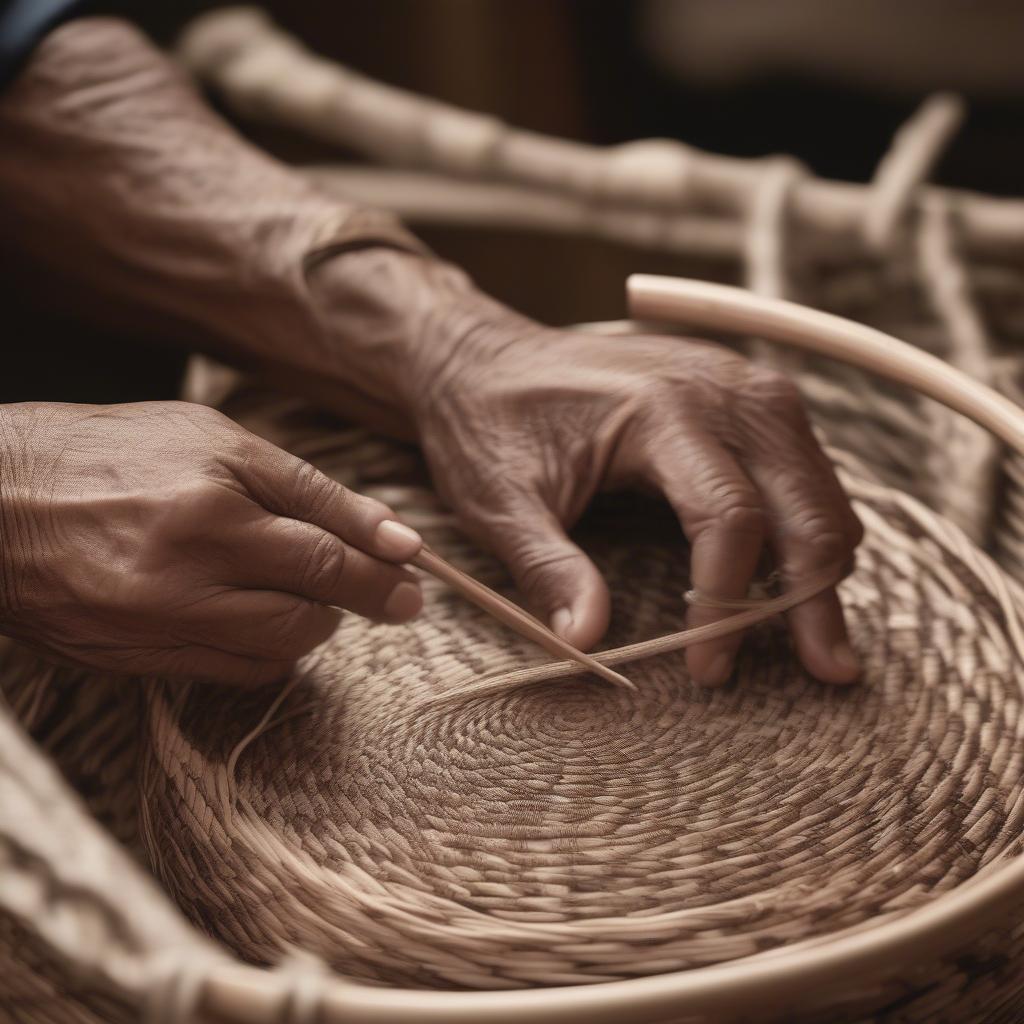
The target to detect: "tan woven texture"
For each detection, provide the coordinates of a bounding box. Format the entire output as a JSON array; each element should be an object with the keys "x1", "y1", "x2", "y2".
[
  {"x1": 145, "y1": 391, "x2": 1024, "y2": 989},
  {"x1": 8, "y1": 375, "x2": 1024, "y2": 1022},
  {"x1": 5, "y1": 12, "x2": 1024, "y2": 1018}
]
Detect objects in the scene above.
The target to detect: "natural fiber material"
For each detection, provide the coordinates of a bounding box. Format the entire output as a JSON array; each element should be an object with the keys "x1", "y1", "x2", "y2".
[
  {"x1": 5, "y1": 369, "x2": 1024, "y2": 1019},
  {"x1": 4, "y1": 9, "x2": 1024, "y2": 1016},
  {"x1": 110, "y1": 384, "x2": 1024, "y2": 993}
]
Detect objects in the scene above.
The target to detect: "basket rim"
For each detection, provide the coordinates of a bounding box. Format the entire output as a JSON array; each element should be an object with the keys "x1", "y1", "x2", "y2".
[
  {"x1": 192, "y1": 276, "x2": 1024, "y2": 1020},
  {"x1": 196, "y1": 846, "x2": 1024, "y2": 1021}
]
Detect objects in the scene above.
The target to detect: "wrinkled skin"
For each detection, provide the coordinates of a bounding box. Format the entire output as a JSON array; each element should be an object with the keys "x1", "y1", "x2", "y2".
[
  {"x1": 0, "y1": 18, "x2": 863, "y2": 687},
  {"x1": 310, "y1": 251, "x2": 864, "y2": 687},
  {"x1": 417, "y1": 328, "x2": 864, "y2": 685},
  {"x1": 0, "y1": 402, "x2": 422, "y2": 684}
]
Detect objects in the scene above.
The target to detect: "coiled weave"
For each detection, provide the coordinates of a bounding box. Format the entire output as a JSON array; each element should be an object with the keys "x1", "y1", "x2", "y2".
[{"x1": 121, "y1": 387, "x2": 1024, "y2": 996}]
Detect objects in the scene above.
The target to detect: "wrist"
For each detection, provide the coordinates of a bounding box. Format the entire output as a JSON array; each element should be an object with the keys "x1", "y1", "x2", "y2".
[{"x1": 306, "y1": 247, "x2": 539, "y2": 432}]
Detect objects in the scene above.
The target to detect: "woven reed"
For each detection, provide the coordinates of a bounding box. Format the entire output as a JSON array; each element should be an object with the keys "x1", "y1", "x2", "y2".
[
  {"x1": 142, "y1": 394, "x2": 1024, "y2": 992},
  {"x1": 7, "y1": 371, "x2": 1024, "y2": 1021},
  {"x1": 5, "y1": 12, "x2": 1024, "y2": 1018}
]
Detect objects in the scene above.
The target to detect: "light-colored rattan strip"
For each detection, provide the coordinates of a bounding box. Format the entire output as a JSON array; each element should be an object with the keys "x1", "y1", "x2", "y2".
[
  {"x1": 179, "y1": 10, "x2": 1024, "y2": 259},
  {"x1": 420, "y1": 564, "x2": 842, "y2": 708},
  {"x1": 628, "y1": 276, "x2": 1024, "y2": 456}
]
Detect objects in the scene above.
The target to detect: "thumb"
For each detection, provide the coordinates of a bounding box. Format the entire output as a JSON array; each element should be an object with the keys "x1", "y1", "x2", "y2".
[{"x1": 474, "y1": 493, "x2": 610, "y2": 651}]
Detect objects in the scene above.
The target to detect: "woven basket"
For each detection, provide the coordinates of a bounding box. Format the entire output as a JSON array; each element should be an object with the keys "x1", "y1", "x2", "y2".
[{"x1": 5, "y1": 283, "x2": 1024, "y2": 1023}]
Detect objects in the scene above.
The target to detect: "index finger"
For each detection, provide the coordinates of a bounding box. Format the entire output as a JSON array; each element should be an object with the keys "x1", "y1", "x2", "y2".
[{"x1": 232, "y1": 440, "x2": 423, "y2": 563}]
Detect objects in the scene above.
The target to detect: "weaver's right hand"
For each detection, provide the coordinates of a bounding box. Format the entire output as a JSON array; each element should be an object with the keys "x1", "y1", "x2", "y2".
[{"x1": 0, "y1": 401, "x2": 423, "y2": 685}]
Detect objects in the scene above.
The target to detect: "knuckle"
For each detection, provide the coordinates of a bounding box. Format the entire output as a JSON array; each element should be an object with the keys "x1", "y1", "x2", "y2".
[
  {"x1": 175, "y1": 479, "x2": 230, "y2": 514},
  {"x1": 790, "y1": 515, "x2": 850, "y2": 564},
  {"x1": 749, "y1": 364, "x2": 798, "y2": 397},
  {"x1": 509, "y1": 542, "x2": 580, "y2": 600},
  {"x1": 143, "y1": 482, "x2": 233, "y2": 549},
  {"x1": 749, "y1": 368, "x2": 805, "y2": 417},
  {"x1": 299, "y1": 532, "x2": 347, "y2": 597},
  {"x1": 165, "y1": 402, "x2": 235, "y2": 453},
  {"x1": 693, "y1": 479, "x2": 765, "y2": 539},
  {"x1": 226, "y1": 429, "x2": 264, "y2": 471},
  {"x1": 717, "y1": 499, "x2": 767, "y2": 538},
  {"x1": 291, "y1": 460, "x2": 338, "y2": 520}
]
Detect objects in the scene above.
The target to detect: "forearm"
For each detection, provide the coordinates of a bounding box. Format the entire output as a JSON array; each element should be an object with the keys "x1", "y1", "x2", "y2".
[{"x1": 0, "y1": 17, "x2": 487, "y2": 433}]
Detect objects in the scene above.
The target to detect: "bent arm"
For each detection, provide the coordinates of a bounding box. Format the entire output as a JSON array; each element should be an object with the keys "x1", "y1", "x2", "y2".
[{"x1": 0, "y1": 16, "x2": 485, "y2": 435}]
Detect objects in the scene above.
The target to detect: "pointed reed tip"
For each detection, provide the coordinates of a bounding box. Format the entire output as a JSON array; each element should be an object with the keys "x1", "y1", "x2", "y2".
[{"x1": 603, "y1": 667, "x2": 637, "y2": 692}]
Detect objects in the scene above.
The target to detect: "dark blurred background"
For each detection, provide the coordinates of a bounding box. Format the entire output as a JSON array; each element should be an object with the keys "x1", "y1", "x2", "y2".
[{"x1": 6, "y1": 0, "x2": 1024, "y2": 403}]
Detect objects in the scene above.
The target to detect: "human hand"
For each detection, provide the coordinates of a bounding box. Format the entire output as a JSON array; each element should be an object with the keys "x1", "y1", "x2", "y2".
[
  {"x1": 0, "y1": 401, "x2": 423, "y2": 685},
  {"x1": 385, "y1": 298, "x2": 863, "y2": 688},
  {"x1": 308, "y1": 237, "x2": 861, "y2": 691},
  {"x1": 0, "y1": 18, "x2": 422, "y2": 394}
]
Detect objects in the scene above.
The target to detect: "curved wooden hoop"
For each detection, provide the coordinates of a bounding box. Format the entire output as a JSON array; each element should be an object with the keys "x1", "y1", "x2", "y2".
[
  {"x1": 627, "y1": 274, "x2": 1024, "y2": 457},
  {"x1": 190, "y1": 278, "x2": 1024, "y2": 1023}
]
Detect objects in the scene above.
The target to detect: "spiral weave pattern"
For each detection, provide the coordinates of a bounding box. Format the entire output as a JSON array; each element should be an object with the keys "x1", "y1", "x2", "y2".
[{"x1": 127, "y1": 391, "x2": 1024, "y2": 994}]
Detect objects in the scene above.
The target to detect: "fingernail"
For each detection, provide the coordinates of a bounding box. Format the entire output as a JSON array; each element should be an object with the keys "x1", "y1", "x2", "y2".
[
  {"x1": 384, "y1": 581, "x2": 422, "y2": 622},
  {"x1": 551, "y1": 607, "x2": 573, "y2": 638},
  {"x1": 375, "y1": 519, "x2": 422, "y2": 561},
  {"x1": 832, "y1": 641, "x2": 860, "y2": 677},
  {"x1": 703, "y1": 652, "x2": 733, "y2": 687}
]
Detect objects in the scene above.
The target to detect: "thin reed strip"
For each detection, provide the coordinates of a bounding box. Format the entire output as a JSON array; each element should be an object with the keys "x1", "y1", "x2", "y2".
[{"x1": 418, "y1": 564, "x2": 842, "y2": 708}]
